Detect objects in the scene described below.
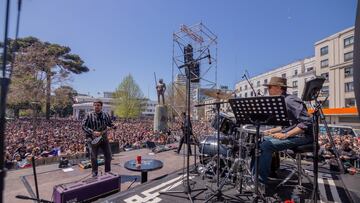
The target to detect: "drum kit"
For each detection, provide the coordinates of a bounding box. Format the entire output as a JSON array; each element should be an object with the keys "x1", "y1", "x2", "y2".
[{"x1": 195, "y1": 89, "x2": 273, "y2": 200}]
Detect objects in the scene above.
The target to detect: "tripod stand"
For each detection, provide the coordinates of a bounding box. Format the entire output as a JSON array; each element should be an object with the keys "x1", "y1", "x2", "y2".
[
  {"x1": 301, "y1": 76, "x2": 346, "y2": 202},
  {"x1": 160, "y1": 54, "x2": 208, "y2": 203},
  {"x1": 229, "y1": 96, "x2": 290, "y2": 203}
]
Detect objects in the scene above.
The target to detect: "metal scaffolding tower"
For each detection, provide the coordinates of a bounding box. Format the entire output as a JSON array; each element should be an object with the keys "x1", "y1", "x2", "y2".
[{"x1": 171, "y1": 22, "x2": 218, "y2": 120}]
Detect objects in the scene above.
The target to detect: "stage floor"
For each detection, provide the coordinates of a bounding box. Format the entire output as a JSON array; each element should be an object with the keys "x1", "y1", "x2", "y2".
[
  {"x1": 98, "y1": 161, "x2": 356, "y2": 203},
  {"x1": 4, "y1": 146, "x2": 360, "y2": 203},
  {"x1": 4, "y1": 146, "x2": 194, "y2": 203}
]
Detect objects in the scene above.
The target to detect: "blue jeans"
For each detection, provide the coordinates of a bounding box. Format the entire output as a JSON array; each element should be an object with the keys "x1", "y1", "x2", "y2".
[{"x1": 252, "y1": 136, "x2": 313, "y2": 184}]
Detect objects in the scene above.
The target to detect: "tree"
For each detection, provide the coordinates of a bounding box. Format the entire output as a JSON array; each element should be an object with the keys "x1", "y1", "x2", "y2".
[
  {"x1": 52, "y1": 86, "x2": 77, "y2": 117},
  {"x1": 2, "y1": 37, "x2": 46, "y2": 117},
  {"x1": 1, "y1": 37, "x2": 89, "y2": 119},
  {"x1": 113, "y1": 74, "x2": 144, "y2": 118}
]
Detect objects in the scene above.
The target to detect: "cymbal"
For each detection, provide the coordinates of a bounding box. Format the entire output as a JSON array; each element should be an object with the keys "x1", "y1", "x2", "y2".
[{"x1": 202, "y1": 88, "x2": 234, "y2": 100}]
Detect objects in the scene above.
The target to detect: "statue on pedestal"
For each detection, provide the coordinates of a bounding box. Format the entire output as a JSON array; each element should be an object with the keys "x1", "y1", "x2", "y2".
[{"x1": 156, "y1": 79, "x2": 166, "y2": 105}]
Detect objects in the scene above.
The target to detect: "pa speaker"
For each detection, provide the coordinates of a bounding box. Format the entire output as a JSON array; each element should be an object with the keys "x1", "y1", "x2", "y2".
[{"x1": 185, "y1": 61, "x2": 200, "y2": 83}]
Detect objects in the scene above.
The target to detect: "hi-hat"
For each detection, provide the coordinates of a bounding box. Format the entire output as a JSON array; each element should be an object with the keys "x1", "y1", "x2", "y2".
[{"x1": 202, "y1": 88, "x2": 234, "y2": 100}]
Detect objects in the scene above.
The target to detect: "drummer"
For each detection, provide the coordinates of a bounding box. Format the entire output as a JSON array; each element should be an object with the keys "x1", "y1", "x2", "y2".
[{"x1": 253, "y1": 77, "x2": 313, "y2": 191}]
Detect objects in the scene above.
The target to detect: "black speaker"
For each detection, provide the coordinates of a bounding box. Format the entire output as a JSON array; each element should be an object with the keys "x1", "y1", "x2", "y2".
[
  {"x1": 145, "y1": 141, "x2": 156, "y2": 149},
  {"x1": 184, "y1": 61, "x2": 200, "y2": 83},
  {"x1": 184, "y1": 44, "x2": 194, "y2": 63},
  {"x1": 354, "y1": 2, "x2": 360, "y2": 118}
]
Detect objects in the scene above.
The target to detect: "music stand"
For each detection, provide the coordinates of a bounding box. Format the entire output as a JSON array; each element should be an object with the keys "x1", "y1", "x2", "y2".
[
  {"x1": 302, "y1": 76, "x2": 345, "y2": 203},
  {"x1": 229, "y1": 96, "x2": 290, "y2": 203}
]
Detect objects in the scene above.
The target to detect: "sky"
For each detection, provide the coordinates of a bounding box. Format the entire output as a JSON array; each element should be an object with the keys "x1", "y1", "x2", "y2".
[{"x1": 0, "y1": 0, "x2": 357, "y2": 100}]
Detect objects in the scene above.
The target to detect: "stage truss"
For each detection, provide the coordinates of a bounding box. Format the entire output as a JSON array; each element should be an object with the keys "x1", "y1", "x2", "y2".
[{"x1": 170, "y1": 22, "x2": 218, "y2": 120}]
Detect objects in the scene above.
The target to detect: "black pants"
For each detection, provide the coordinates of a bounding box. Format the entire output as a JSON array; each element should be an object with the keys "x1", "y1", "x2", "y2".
[
  {"x1": 177, "y1": 135, "x2": 192, "y2": 154},
  {"x1": 87, "y1": 138, "x2": 112, "y2": 175}
]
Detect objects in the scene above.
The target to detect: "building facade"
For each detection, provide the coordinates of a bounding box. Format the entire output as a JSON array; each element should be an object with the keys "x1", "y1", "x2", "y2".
[
  {"x1": 235, "y1": 57, "x2": 316, "y2": 99},
  {"x1": 314, "y1": 26, "x2": 358, "y2": 126},
  {"x1": 234, "y1": 26, "x2": 359, "y2": 127},
  {"x1": 72, "y1": 92, "x2": 157, "y2": 120}
]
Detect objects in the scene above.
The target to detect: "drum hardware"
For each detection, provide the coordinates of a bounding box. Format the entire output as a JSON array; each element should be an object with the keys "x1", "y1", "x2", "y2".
[
  {"x1": 195, "y1": 101, "x2": 242, "y2": 202},
  {"x1": 229, "y1": 96, "x2": 290, "y2": 203},
  {"x1": 202, "y1": 88, "x2": 235, "y2": 100}
]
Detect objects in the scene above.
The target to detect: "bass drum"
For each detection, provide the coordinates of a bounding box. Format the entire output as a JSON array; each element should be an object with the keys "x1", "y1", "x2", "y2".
[{"x1": 198, "y1": 136, "x2": 232, "y2": 164}]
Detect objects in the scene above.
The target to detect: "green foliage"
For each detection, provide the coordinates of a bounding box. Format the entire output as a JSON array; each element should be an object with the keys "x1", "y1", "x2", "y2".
[
  {"x1": 51, "y1": 86, "x2": 77, "y2": 117},
  {"x1": 3, "y1": 36, "x2": 89, "y2": 119},
  {"x1": 113, "y1": 74, "x2": 144, "y2": 118}
]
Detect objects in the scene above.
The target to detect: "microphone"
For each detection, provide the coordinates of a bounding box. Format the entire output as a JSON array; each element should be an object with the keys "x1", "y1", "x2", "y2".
[{"x1": 207, "y1": 49, "x2": 212, "y2": 64}]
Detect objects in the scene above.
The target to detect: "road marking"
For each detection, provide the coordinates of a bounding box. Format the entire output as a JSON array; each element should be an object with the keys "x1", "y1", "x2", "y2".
[{"x1": 124, "y1": 175, "x2": 194, "y2": 203}]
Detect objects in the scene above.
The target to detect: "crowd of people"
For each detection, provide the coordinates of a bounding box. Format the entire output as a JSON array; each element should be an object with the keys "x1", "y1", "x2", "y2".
[
  {"x1": 4, "y1": 117, "x2": 360, "y2": 172},
  {"x1": 4, "y1": 117, "x2": 214, "y2": 169},
  {"x1": 319, "y1": 133, "x2": 360, "y2": 171}
]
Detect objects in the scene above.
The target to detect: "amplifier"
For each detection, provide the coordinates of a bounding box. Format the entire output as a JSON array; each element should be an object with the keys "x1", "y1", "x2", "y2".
[{"x1": 53, "y1": 172, "x2": 120, "y2": 203}]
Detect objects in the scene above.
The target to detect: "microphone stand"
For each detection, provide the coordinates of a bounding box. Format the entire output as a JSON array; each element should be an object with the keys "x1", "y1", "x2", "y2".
[
  {"x1": 242, "y1": 72, "x2": 258, "y2": 97},
  {"x1": 15, "y1": 195, "x2": 53, "y2": 203},
  {"x1": 0, "y1": 1, "x2": 11, "y2": 202}
]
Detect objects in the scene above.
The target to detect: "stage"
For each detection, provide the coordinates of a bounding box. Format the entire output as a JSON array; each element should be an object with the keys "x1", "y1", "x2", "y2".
[
  {"x1": 4, "y1": 146, "x2": 194, "y2": 203},
  {"x1": 4, "y1": 146, "x2": 360, "y2": 203},
  {"x1": 98, "y1": 160, "x2": 357, "y2": 203}
]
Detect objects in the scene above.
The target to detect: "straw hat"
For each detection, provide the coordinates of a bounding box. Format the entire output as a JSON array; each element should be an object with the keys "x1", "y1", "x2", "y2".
[{"x1": 263, "y1": 76, "x2": 292, "y2": 88}]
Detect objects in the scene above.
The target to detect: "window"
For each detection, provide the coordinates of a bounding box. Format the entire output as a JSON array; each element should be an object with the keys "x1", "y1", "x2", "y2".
[
  {"x1": 244, "y1": 92, "x2": 247, "y2": 98},
  {"x1": 321, "y1": 59, "x2": 329, "y2": 68},
  {"x1": 344, "y1": 51, "x2": 353, "y2": 62},
  {"x1": 239, "y1": 93, "x2": 242, "y2": 98},
  {"x1": 322, "y1": 100, "x2": 329, "y2": 108},
  {"x1": 294, "y1": 69, "x2": 298, "y2": 76},
  {"x1": 320, "y1": 46, "x2": 328, "y2": 56},
  {"x1": 292, "y1": 91, "x2": 298, "y2": 96},
  {"x1": 339, "y1": 116, "x2": 360, "y2": 123},
  {"x1": 344, "y1": 36, "x2": 354, "y2": 47},
  {"x1": 281, "y1": 73, "x2": 286, "y2": 78},
  {"x1": 292, "y1": 81, "x2": 298, "y2": 88},
  {"x1": 264, "y1": 88, "x2": 268, "y2": 95},
  {"x1": 264, "y1": 79, "x2": 268, "y2": 84},
  {"x1": 345, "y1": 98, "x2": 356, "y2": 107},
  {"x1": 320, "y1": 72, "x2": 329, "y2": 82},
  {"x1": 239, "y1": 86, "x2": 242, "y2": 91},
  {"x1": 344, "y1": 66, "x2": 353, "y2": 78},
  {"x1": 250, "y1": 91, "x2": 254, "y2": 97},
  {"x1": 345, "y1": 82, "x2": 354, "y2": 92},
  {"x1": 257, "y1": 81, "x2": 260, "y2": 87},
  {"x1": 321, "y1": 86, "x2": 329, "y2": 94},
  {"x1": 245, "y1": 85, "x2": 248, "y2": 90},
  {"x1": 307, "y1": 67, "x2": 314, "y2": 72}
]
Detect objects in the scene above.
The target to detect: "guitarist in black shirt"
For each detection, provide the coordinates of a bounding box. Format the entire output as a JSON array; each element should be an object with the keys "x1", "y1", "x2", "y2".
[{"x1": 82, "y1": 100, "x2": 116, "y2": 177}]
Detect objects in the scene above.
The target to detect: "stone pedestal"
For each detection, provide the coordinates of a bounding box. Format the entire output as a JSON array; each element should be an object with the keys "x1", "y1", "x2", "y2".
[{"x1": 154, "y1": 105, "x2": 168, "y2": 132}]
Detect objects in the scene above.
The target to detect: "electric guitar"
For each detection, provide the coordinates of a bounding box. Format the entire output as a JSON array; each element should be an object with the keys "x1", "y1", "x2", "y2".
[{"x1": 91, "y1": 126, "x2": 116, "y2": 147}]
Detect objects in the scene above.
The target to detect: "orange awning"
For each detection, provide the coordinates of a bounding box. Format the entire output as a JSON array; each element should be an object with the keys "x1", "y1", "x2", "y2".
[{"x1": 308, "y1": 107, "x2": 358, "y2": 115}]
